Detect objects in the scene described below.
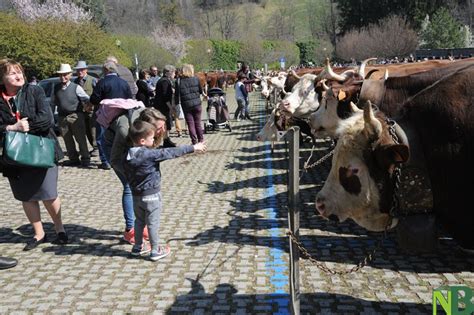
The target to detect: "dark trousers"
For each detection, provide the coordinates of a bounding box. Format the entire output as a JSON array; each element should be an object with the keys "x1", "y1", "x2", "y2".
[
  {"x1": 184, "y1": 106, "x2": 203, "y2": 145},
  {"x1": 84, "y1": 111, "x2": 96, "y2": 148}
]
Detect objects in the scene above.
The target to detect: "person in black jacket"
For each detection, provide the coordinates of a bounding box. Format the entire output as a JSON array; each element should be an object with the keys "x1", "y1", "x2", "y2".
[
  {"x1": 135, "y1": 69, "x2": 154, "y2": 107},
  {"x1": 153, "y1": 65, "x2": 177, "y2": 147},
  {"x1": 175, "y1": 64, "x2": 206, "y2": 144},
  {"x1": 90, "y1": 61, "x2": 132, "y2": 169},
  {"x1": 0, "y1": 59, "x2": 67, "y2": 251}
]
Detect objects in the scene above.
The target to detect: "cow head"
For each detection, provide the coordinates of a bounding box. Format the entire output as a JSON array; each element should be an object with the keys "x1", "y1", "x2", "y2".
[
  {"x1": 256, "y1": 108, "x2": 286, "y2": 142},
  {"x1": 315, "y1": 101, "x2": 409, "y2": 231},
  {"x1": 309, "y1": 83, "x2": 362, "y2": 138},
  {"x1": 278, "y1": 73, "x2": 323, "y2": 117}
]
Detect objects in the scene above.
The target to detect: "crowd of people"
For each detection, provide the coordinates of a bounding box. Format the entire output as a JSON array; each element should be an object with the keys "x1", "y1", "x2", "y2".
[{"x1": 0, "y1": 58, "x2": 210, "y2": 268}]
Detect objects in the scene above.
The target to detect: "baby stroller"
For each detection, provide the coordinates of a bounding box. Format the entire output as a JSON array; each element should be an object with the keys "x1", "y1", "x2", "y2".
[{"x1": 204, "y1": 87, "x2": 232, "y2": 133}]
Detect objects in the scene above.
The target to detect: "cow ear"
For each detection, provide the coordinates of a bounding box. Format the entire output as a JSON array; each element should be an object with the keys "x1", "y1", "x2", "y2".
[{"x1": 375, "y1": 144, "x2": 410, "y2": 169}]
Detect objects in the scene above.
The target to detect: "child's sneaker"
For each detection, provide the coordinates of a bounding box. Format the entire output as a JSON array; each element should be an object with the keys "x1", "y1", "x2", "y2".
[
  {"x1": 123, "y1": 228, "x2": 135, "y2": 244},
  {"x1": 150, "y1": 245, "x2": 171, "y2": 261},
  {"x1": 130, "y1": 243, "x2": 151, "y2": 257}
]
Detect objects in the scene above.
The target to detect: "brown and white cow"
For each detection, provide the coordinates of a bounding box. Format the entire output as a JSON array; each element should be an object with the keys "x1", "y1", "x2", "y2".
[
  {"x1": 315, "y1": 64, "x2": 474, "y2": 249},
  {"x1": 309, "y1": 58, "x2": 474, "y2": 139}
]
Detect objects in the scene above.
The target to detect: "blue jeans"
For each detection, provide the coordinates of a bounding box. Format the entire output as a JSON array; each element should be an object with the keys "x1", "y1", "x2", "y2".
[
  {"x1": 95, "y1": 122, "x2": 109, "y2": 165},
  {"x1": 103, "y1": 133, "x2": 135, "y2": 230}
]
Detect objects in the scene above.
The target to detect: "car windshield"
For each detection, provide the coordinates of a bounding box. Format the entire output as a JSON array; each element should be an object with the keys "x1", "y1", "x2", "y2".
[{"x1": 38, "y1": 80, "x2": 53, "y2": 97}]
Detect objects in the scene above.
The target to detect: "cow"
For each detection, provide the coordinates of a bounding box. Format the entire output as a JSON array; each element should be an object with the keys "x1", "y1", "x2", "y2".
[
  {"x1": 315, "y1": 64, "x2": 474, "y2": 250},
  {"x1": 256, "y1": 108, "x2": 285, "y2": 142},
  {"x1": 308, "y1": 58, "x2": 474, "y2": 138}
]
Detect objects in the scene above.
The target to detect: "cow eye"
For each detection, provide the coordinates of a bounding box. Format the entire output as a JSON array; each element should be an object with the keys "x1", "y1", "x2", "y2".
[{"x1": 352, "y1": 168, "x2": 359, "y2": 174}]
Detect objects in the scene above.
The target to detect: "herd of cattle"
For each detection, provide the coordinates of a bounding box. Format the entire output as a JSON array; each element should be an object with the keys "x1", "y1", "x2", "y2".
[{"x1": 250, "y1": 58, "x2": 473, "y2": 252}]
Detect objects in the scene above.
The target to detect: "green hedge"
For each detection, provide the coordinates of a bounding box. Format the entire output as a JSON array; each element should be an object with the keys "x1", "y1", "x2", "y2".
[
  {"x1": 0, "y1": 13, "x2": 130, "y2": 79},
  {"x1": 182, "y1": 39, "x2": 213, "y2": 71},
  {"x1": 183, "y1": 39, "x2": 300, "y2": 71},
  {"x1": 210, "y1": 40, "x2": 241, "y2": 71}
]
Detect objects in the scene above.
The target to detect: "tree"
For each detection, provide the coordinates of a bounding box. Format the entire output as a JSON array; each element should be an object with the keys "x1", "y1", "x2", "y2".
[
  {"x1": 150, "y1": 24, "x2": 189, "y2": 62},
  {"x1": 11, "y1": 0, "x2": 92, "y2": 22},
  {"x1": 116, "y1": 34, "x2": 175, "y2": 70},
  {"x1": 215, "y1": 6, "x2": 238, "y2": 39},
  {"x1": 336, "y1": 15, "x2": 418, "y2": 61},
  {"x1": 182, "y1": 39, "x2": 213, "y2": 71},
  {"x1": 0, "y1": 12, "x2": 129, "y2": 78},
  {"x1": 239, "y1": 34, "x2": 265, "y2": 68},
  {"x1": 334, "y1": 0, "x2": 448, "y2": 33},
  {"x1": 263, "y1": 2, "x2": 296, "y2": 41},
  {"x1": 159, "y1": 1, "x2": 187, "y2": 28},
  {"x1": 420, "y1": 7, "x2": 467, "y2": 49}
]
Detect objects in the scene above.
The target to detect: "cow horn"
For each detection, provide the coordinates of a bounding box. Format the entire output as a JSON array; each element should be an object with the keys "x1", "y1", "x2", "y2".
[
  {"x1": 349, "y1": 101, "x2": 362, "y2": 113},
  {"x1": 384, "y1": 69, "x2": 389, "y2": 80},
  {"x1": 325, "y1": 58, "x2": 347, "y2": 82},
  {"x1": 363, "y1": 100, "x2": 382, "y2": 139},
  {"x1": 290, "y1": 69, "x2": 301, "y2": 80},
  {"x1": 358, "y1": 57, "x2": 377, "y2": 78},
  {"x1": 321, "y1": 79, "x2": 330, "y2": 91}
]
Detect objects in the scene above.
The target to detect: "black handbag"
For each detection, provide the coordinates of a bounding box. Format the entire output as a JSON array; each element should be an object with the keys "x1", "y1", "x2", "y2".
[{"x1": 2, "y1": 131, "x2": 55, "y2": 168}]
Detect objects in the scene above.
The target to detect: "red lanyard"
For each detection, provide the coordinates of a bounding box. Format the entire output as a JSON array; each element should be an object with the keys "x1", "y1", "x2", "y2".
[{"x1": 1, "y1": 90, "x2": 21, "y2": 122}]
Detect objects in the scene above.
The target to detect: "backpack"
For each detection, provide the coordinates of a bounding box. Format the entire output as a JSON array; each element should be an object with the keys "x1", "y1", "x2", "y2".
[{"x1": 96, "y1": 98, "x2": 145, "y2": 128}]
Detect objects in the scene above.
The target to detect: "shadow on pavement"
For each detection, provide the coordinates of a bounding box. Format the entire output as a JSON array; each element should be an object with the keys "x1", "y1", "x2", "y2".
[
  {"x1": 164, "y1": 278, "x2": 432, "y2": 314},
  {"x1": 2, "y1": 223, "x2": 131, "y2": 257}
]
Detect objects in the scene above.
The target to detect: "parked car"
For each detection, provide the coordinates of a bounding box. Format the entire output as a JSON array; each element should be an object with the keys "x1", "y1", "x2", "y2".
[{"x1": 87, "y1": 64, "x2": 103, "y2": 79}]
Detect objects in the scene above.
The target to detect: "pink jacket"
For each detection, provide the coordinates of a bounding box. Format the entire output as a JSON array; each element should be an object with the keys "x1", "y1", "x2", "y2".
[{"x1": 96, "y1": 98, "x2": 145, "y2": 128}]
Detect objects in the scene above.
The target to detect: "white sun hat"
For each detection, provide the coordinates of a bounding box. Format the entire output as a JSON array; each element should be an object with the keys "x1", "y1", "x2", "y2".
[{"x1": 56, "y1": 64, "x2": 73, "y2": 74}]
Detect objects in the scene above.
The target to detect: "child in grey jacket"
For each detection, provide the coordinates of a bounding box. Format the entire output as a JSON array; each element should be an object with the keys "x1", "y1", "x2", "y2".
[{"x1": 124, "y1": 119, "x2": 206, "y2": 261}]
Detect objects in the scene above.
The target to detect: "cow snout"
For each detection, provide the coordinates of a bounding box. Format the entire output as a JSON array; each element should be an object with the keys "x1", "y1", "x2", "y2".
[{"x1": 256, "y1": 134, "x2": 262, "y2": 141}]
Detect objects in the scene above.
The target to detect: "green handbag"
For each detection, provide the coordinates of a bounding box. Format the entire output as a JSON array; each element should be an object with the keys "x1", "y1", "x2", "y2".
[{"x1": 2, "y1": 131, "x2": 55, "y2": 168}]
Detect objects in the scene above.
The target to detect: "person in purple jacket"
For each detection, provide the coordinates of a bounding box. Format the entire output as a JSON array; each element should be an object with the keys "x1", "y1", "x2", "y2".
[{"x1": 124, "y1": 114, "x2": 206, "y2": 261}]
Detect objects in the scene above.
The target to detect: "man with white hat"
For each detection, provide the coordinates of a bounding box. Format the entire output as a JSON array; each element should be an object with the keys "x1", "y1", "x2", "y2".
[
  {"x1": 51, "y1": 63, "x2": 91, "y2": 167},
  {"x1": 73, "y1": 60, "x2": 97, "y2": 156}
]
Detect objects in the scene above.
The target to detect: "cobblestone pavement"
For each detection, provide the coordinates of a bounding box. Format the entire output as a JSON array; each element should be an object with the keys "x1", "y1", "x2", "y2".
[{"x1": 0, "y1": 90, "x2": 473, "y2": 314}]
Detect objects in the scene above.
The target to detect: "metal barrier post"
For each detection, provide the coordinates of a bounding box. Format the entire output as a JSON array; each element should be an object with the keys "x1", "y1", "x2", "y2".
[{"x1": 285, "y1": 127, "x2": 300, "y2": 315}]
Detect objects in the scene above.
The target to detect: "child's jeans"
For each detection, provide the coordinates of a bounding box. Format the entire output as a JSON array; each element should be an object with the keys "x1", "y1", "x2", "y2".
[{"x1": 132, "y1": 192, "x2": 162, "y2": 253}]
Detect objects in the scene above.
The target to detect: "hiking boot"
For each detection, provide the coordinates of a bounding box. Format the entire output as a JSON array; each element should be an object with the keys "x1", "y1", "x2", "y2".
[
  {"x1": 150, "y1": 245, "x2": 171, "y2": 261},
  {"x1": 131, "y1": 243, "x2": 151, "y2": 257},
  {"x1": 163, "y1": 138, "x2": 177, "y2": 148}
]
